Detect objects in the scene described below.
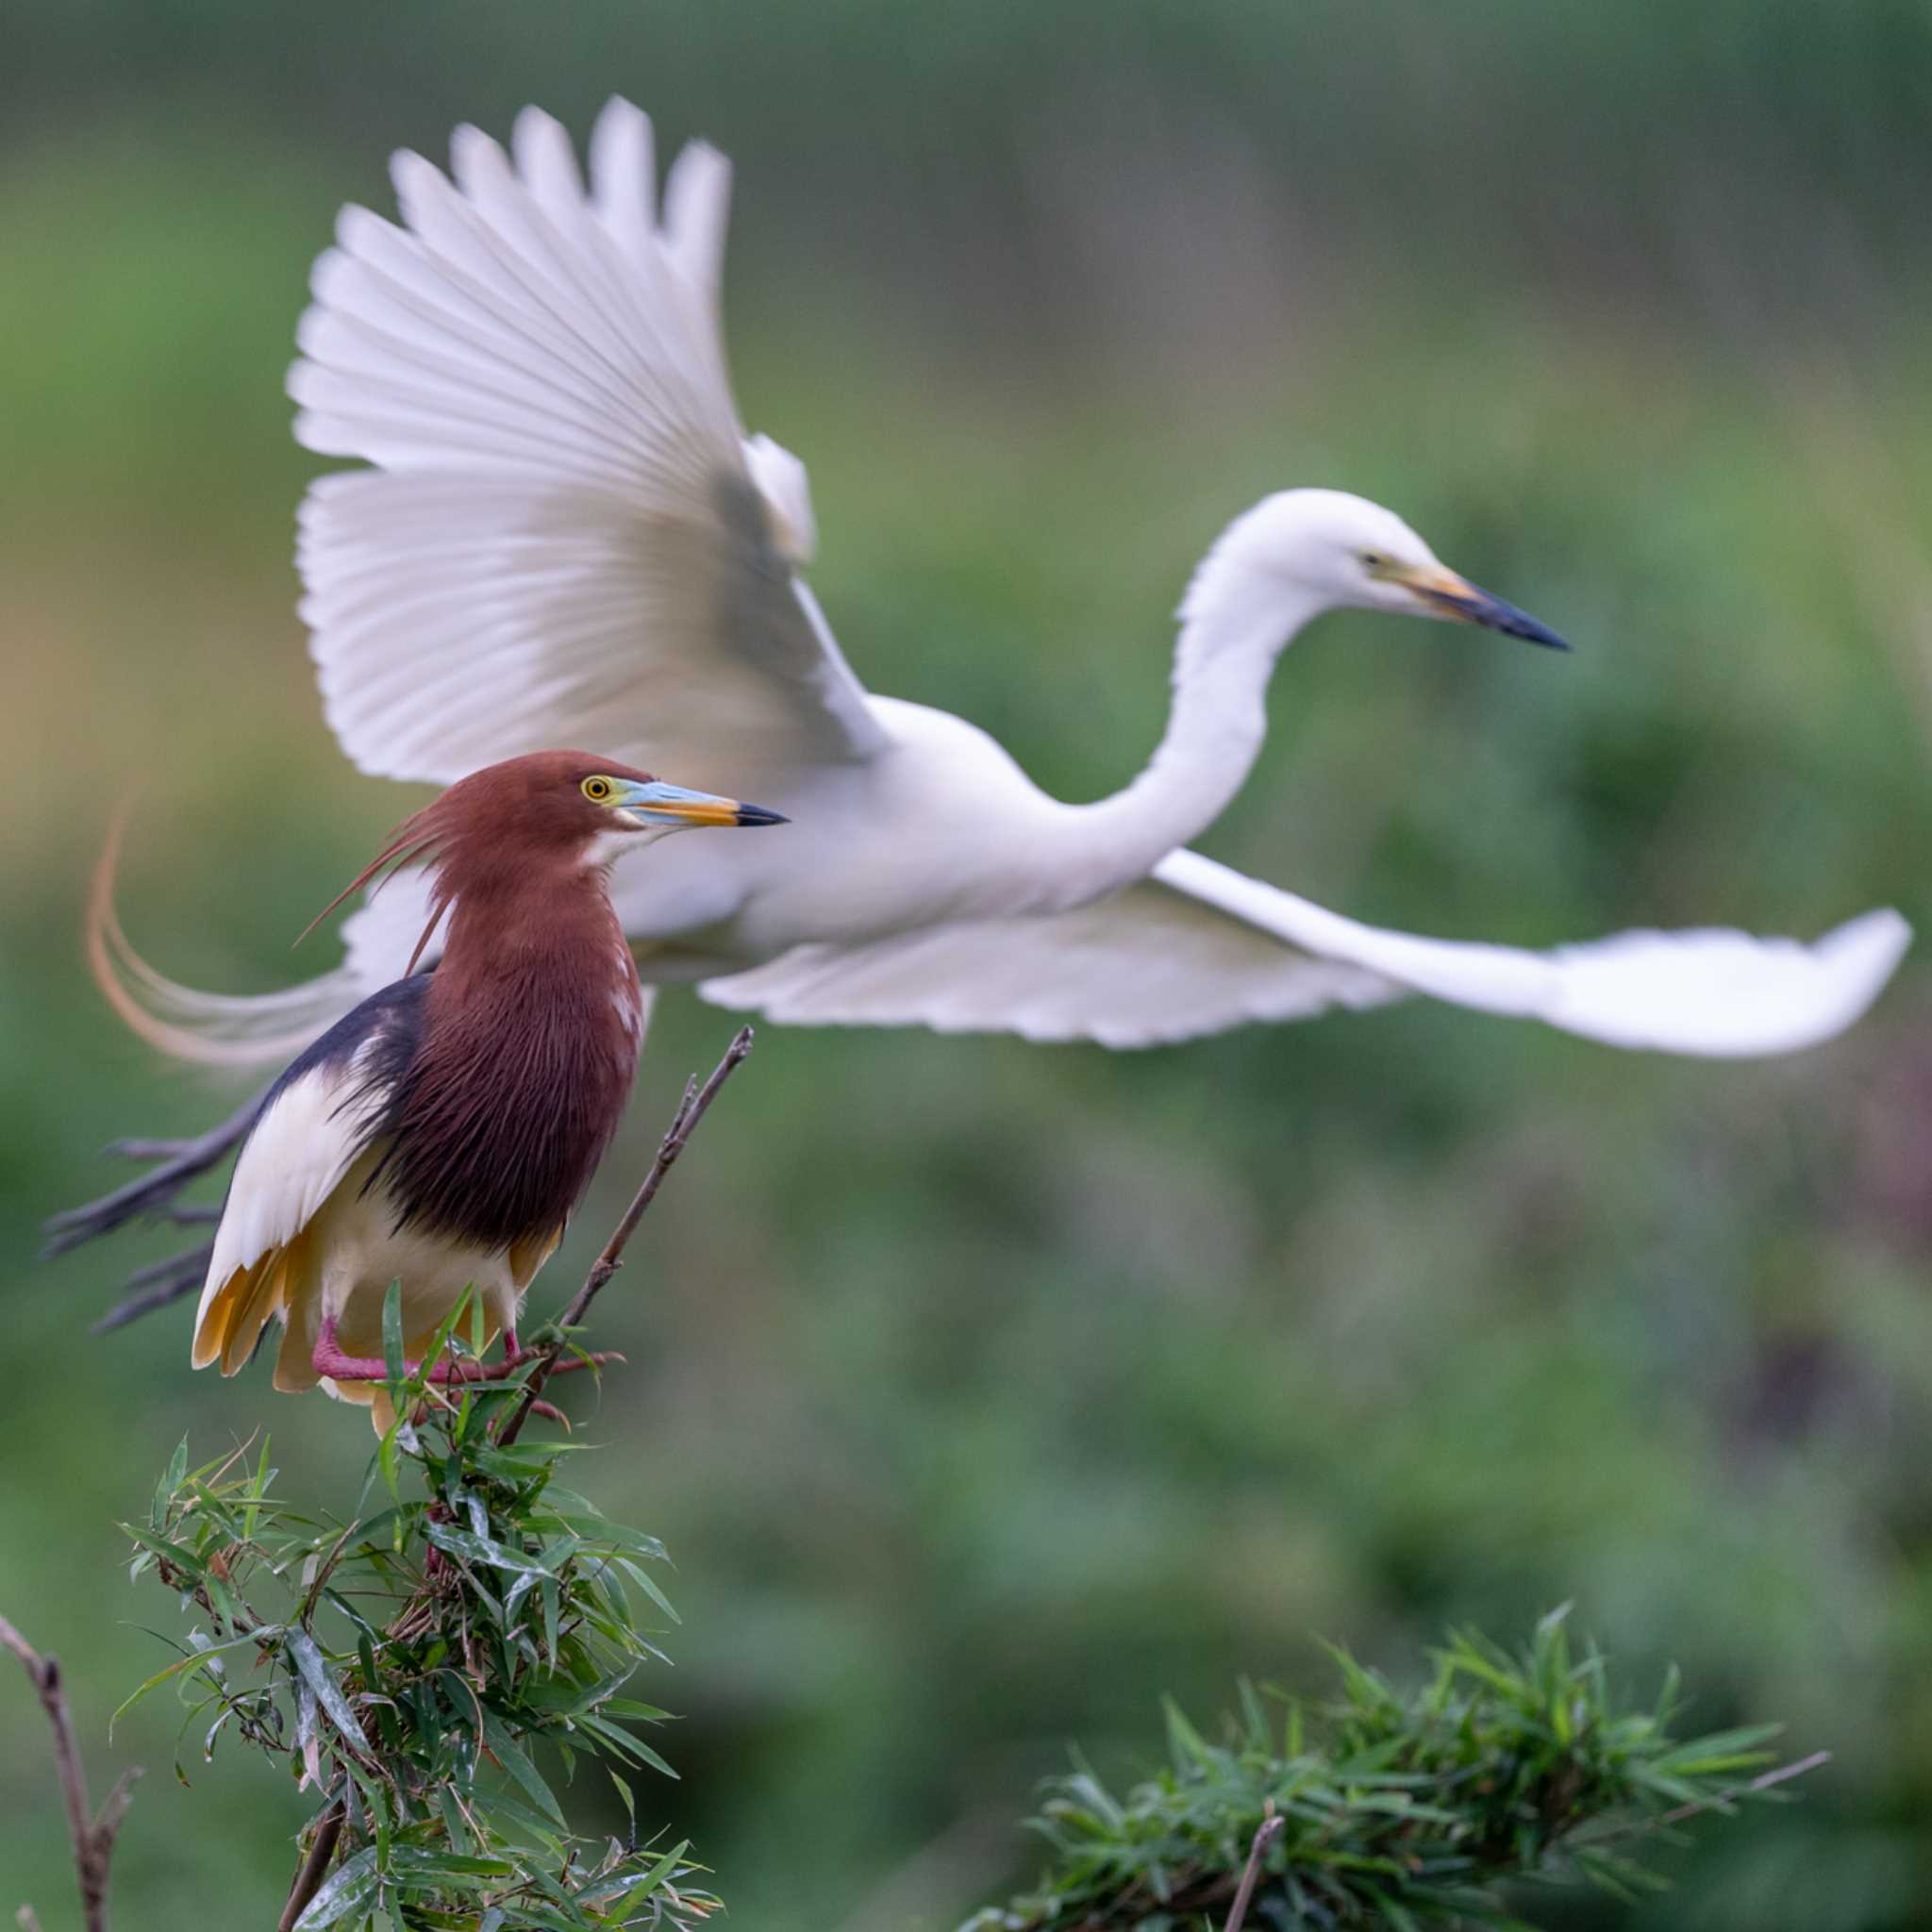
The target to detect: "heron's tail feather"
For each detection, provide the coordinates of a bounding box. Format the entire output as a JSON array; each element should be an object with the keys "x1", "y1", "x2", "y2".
[{"x1": 88, "y1": 815, "x2": 361, "y2": 1070}]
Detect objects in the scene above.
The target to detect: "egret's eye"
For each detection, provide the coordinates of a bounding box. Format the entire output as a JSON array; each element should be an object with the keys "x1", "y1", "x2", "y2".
[
  {"x1": 1359, "y1": 550, "x2": 1392, "y2": 575},
  {"x1": 581, "y1": 775, "x2": 615, "y2": 803}
]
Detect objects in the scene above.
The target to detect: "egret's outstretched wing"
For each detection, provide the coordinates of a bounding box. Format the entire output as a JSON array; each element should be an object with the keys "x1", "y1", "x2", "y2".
[
  {"x1": 702, "y1": 848, "x2": 1910, "y2": 1057},
  {"x1": 292, "y1": 97, "x2": 884, "y2": 786},
  {"x1": 700, "y1": 867, "x2": 1405, "y2": 1048}
]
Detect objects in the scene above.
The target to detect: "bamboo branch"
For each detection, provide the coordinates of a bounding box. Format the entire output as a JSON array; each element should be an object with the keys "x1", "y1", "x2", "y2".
[
  {"x1": 1573, "y1": 1748, "x2": 1833, "y2": 1850},
  {"x1": 498, "y1": 1026, "x2": 755, "y2": 1447},
  {"x1": 277, "y1": 1800, "x2": 345, "y2": 1932},
  {"x1": 0, "y1": 1611, "x2": 139, "y2": 1932}
]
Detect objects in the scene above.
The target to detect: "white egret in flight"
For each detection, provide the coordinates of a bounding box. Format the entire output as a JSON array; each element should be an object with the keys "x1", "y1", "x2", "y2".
[{"x1": 65, "y1": 100, "x2": 1908, "y2": 1308}]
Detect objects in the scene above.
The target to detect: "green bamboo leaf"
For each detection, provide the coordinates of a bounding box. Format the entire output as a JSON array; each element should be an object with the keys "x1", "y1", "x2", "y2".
[
  {"x1": 293, "y1": 1845, "x2": 380, "y2": 1928},
  {"x1": 111, "y1": 1628, "x2": 270, "y2": 1735},
  {"x1": 612, "y1": 1558, "x2": 679, "y2": 1625},
  {"x1": 389, "y1": 1846, "x2": 519, "y2": 1876},
  {"x1": 561, "y1": 1519, "x2": 669, "y2": 1564},
  {"x1": 436, "y1": 1780, "x2": 475, "y2": 1853},
  {"x1": 426, "y1": 1522, "x2": 556, "y2": 1579},
  {"x1": 125, "y1": 1526, "x2": 208, "y2": 1578},
  {"x1": 481, "y1": 1708, "x2": 567, "y2": 1825},
  {"x1": 540, "y1": 1576, "x2": 560, "y2": 1664},
  {"x1": 152, "y1": 1437, "x2": 189, "y2": 1528},
  {"x1": 381, "y1": 1278, "x2": 406, "y2": 1392},
  {"x1": 287, "y1": 1629, "x2": 373, "y2": 1757},
  {"x1": 592, "y1": 1838, "x2": 691, "y2": 1906}
]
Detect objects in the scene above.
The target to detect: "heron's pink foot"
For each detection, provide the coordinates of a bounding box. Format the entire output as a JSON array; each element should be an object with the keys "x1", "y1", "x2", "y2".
[{"x1": 310, "y1": 1317, "x2": 617, "y2": 1386}]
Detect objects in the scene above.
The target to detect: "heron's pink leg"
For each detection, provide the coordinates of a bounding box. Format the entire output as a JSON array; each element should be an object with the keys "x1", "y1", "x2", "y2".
[{"x1": 310, "y1": 1314, "x2": 612, "y2": 1385}]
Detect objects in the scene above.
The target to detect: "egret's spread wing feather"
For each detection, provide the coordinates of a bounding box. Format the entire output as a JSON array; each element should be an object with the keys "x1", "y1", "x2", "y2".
[
  {"x1": 702, "y1": 848, "x2": 1908, "y2": 1057},
  {"x1": 1153, "y1": 851, "x2": 1911, "y2": 1058},
  {"x1": 699, "y1": 875, "x2": 1405, "y2": 1048},
  {"x1": 293, "y1": 97, "x2": 884, "y2": 786}
]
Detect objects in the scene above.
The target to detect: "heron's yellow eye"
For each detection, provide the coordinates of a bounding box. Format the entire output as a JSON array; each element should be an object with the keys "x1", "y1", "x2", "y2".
[{"x1": 581, "y1": 775, "x2": 615, "y2": 803}]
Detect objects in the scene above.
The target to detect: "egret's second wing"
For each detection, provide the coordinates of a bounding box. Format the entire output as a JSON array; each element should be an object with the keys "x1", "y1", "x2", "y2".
[
  {"x1": 700, "y1": 848, "x2": 1909, "y2": 1057},
  {"x1": 1156, "y1": 852, "x2": 1909, "y2": 1056},
  {"x1": 698, "y1": 871, "x2": 1405, "y2": 1048},
  {"x1": 293, "y1": 98, "x2": 884, "y2": 785}
]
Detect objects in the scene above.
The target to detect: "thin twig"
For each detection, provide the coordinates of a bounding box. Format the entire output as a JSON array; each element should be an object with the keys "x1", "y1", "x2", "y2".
[
  {"x1": 1, "y1": 1610, "x2": 140, "y2": 1932},
  {"x1": 499, "y1": 1026, "x2": 755, "y2": 1448},
  {"x1": 277, "y1": 1799, "x2": 345, "y2": 1932},
  {"x1": 1222, "y1": 1807, "x2": 1282, "y2": 1932},
  {"x1": 1574, "y1": 1750, "x2": 1831, "y2": 1850}
]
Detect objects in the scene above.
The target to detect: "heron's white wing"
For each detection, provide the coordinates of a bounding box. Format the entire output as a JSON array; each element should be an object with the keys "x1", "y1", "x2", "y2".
[
  {"x1": 193, "y1": 1045, "x2": 388, "y2": 1370},
  {"x1": 701, "y1": 847, "x2": 1909, "y2": 1057},
  {"x1": 292, "y1": 98, "x2": 885, "y2": 786}
]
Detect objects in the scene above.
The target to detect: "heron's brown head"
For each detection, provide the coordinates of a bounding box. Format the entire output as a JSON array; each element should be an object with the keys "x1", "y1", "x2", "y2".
[
  {"x1": 299, "y1": 750, "x2": 786, "y2": 963},
  {"x1": 427, "y1": 750, "x2": 787, "y2": 860}
]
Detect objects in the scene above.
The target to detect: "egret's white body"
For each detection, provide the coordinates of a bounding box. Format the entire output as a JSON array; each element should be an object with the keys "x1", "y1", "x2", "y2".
[{"x1": 104, "y1": 99, "x2": 1908, "y2": 1068}]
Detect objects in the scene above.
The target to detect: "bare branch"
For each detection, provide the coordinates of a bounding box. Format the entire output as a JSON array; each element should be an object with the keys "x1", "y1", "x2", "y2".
[
  {"x1": 499, "y1": 1026, "x2": 755, "y2": 1446},
  {"x1": 1221, "y1": 1807, "x2": 1282, "y2": 1932},
  {"x1": 1, "y1": 1610, "x2": 140, "y2": 1932}
]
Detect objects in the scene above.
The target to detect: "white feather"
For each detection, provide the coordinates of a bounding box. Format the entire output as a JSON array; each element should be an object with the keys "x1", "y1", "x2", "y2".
[
  {"x1": 193, "y1": 1050, "x2": 385, "y2": 1357},
  {"x1": 701, "y1": 848, "x2": 1910, "y2": 1058},
  {"x1": 291, "y1": 98, "x2": 883, "y2": 788},
  {"x1": 700, "y1": 869, "x2": 1399, "y2": 1046},
  {"x1": 101, "y1": 103, "x2": 1907, "y2": 1079}
]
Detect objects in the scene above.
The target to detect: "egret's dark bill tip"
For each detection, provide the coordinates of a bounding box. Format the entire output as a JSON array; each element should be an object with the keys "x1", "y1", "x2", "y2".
[
  {"x1": 1434, "y1": 580, "x2": 1572, "y2": 652},
  {"x1": 1468, "y1": 591, "x2": 1571, "y2": 652},
  {"x1": 733, "y1": 804, "x2": 790, "y2": 826},
  {"x1": 1506, "y1": 614, "x2": 1572, "y2": 652}
]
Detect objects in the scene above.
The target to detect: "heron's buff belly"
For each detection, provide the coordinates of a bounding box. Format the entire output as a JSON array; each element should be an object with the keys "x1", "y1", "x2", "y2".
[{"x1": 273, "y1": 1159, "x2": 521, "y2": 1392}]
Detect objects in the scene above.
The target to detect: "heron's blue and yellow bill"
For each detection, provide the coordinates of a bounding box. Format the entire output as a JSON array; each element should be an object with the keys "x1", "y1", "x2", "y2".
[
  {"x1": 1382, "y1": 560, "x2": 1570, "y2": 650},
  {"x1": 606, "y1": 779, "x2": 790, "y2": 829}
]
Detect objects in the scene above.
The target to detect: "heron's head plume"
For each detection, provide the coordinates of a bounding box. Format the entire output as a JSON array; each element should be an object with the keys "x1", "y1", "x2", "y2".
[
  {"x1": 1180, "y1": 490, "x2": 1569, "y2": 661},
  {"x1": 297, "y1": 750, "x2": 787, "y2": 969}
]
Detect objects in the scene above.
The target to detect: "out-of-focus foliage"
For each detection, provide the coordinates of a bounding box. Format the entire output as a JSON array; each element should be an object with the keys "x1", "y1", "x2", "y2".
[
  {"x1": 971, "y1": 1612, "x2": 1797, "y2": 1932},
  {"x1": 122, "y1": 1308, "x2": 715, "y2": 1929},
  {"x1": 4, "y1": 5, "x2": 1932, "y2": 1930}
]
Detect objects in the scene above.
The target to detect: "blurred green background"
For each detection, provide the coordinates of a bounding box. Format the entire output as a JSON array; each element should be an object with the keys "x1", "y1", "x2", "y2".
[{"x1": 5, "y1": 3, "x2": 1932, "y2": 1925}]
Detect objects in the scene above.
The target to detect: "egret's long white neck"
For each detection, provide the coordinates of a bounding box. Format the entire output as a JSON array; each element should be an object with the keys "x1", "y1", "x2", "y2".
[{"x1": 1034, "y1": 532, "x2": 1326, "y2": 908}]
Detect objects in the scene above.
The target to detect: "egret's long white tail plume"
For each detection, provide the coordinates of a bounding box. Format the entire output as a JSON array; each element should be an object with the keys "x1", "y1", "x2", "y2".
[{"x1": 87, "y1": 820, "x2": 362, "y2": 1070}]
